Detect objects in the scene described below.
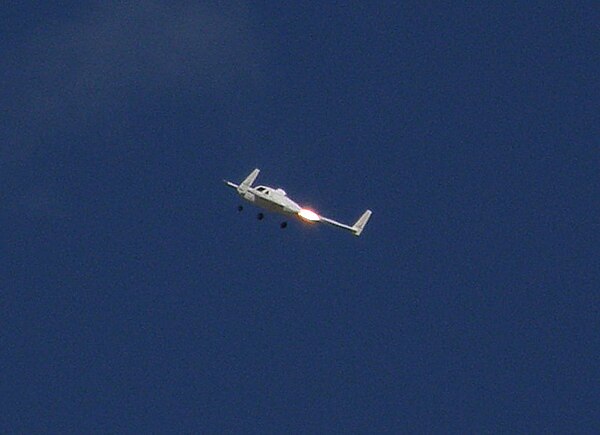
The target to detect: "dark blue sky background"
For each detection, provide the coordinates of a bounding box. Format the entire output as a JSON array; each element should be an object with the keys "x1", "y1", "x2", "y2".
[{"x1": 1, "y1": 2, "x2": 598, "y2": 432}]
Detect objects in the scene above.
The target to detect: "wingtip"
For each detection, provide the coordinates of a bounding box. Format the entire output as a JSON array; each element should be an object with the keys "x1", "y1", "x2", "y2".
[{"x1": 352, "y1": 209, "x2": 372, "y2": 237}]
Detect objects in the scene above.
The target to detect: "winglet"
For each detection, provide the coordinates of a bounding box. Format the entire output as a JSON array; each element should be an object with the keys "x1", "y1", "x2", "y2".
[
  {"x1": 238, "y1": 168, "x2": 260, "y2": 193},
  {"x1": 352, "y1": 210, "x2": 372, "y2": 236}
]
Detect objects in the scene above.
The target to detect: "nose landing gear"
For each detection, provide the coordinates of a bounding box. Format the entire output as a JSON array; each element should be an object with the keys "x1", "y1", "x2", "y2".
[{"x1": 257, "y1": 212, "x2": 265, "y2": 220}]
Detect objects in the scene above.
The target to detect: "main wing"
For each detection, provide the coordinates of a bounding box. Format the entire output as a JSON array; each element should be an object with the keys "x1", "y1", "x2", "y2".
[
  {"x1": 223, "y1": 168, "x2": 260, "y2": 192},
  {"x1": 318, "y1": 210, "x2": 372, "y2": 237}
]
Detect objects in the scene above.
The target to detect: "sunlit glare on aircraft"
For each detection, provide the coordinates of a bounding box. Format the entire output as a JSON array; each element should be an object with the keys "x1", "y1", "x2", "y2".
[{"x1": 298, "y1": 209, "x2": 320, "y2": 222}]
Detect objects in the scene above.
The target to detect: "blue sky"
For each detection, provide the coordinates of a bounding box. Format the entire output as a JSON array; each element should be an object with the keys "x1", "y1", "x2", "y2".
[{"x1": 1, "y1": 2, "x2": 598, "y2": 432}]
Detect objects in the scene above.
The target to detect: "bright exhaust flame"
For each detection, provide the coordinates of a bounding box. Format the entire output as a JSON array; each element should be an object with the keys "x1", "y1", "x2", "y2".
[{"x1": 298, "y1": 208, "x2": 320, "y2": 222}]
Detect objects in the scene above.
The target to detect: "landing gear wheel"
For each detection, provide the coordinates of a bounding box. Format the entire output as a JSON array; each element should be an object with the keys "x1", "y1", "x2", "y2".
[
  {"x1": 257, "y1": 212, "x2": 264, "y2": 220},
  {"x1": 280, "y1": 222, "x2": 288, "y2": 229},
  {"x1": 237, "y1": 205, "x2": 243, "y2": 212}
]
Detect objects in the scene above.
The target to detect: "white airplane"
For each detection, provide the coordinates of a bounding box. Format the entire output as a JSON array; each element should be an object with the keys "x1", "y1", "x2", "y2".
[{"x1": 224, "y1": 168, "x2": 372, "y2": 236}]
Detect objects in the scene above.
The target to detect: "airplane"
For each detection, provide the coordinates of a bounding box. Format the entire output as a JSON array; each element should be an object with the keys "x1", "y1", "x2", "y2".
[{"x1": 224, "y1": 168, "x2": 372, "y2": 236}]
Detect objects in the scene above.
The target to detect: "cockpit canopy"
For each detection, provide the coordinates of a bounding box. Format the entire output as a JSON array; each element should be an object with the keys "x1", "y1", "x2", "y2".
[{"x1": 255, "y1": 186, "x2": 286, "y2": 196}]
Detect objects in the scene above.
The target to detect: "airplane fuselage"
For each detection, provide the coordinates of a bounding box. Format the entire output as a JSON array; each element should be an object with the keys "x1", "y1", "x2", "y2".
[{"x1": 240, "y1": 185, "x2": 302, "y2": 216}]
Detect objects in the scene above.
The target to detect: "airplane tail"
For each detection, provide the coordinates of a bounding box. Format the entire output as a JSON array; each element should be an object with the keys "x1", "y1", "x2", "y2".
[
  {"x1": 352, "y1": 210, "x2": 372, "y2": 236},
  {"x1": 237, "y1": 168, "x2": 260, "y2": 193}
]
